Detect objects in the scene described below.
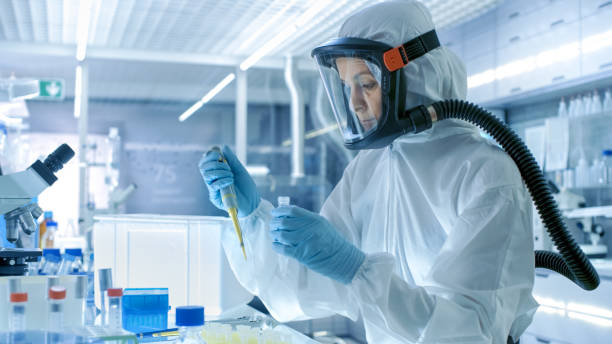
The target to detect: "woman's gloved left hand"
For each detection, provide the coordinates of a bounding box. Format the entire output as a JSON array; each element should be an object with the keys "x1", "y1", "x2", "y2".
[{"x1": 270, "y1": 206, "x2": 365, "y2": 284}]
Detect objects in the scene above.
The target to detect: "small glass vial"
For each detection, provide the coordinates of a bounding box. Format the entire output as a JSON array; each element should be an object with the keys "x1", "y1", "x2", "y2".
[
  {"x1": 48, "y1": 286, "x2": 66, "y2": 330},
  {"x1": 9, "y1": 292, "x2": 28, "y2": 331},
  {"x1": 106, "y1": 288, "x2": 123, "y2": 330},
  {"x1": 40, "y1": 248, "x2": 61, "y2": 275},
  {"x1": 176, "y1": 306, "x2": 207, "y2": 344},
  {"x1": 277, "y1": 196, "x2": 290, "y2": 207}
]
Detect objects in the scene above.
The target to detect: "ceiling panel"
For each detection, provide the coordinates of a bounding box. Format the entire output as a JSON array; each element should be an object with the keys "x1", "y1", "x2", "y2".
[
  {"x1": 0, "y1": 0, "x2": 501, "y2": 102},
  {"x1": 1, "y1": 0, "x2": 501, "y2": 57}
]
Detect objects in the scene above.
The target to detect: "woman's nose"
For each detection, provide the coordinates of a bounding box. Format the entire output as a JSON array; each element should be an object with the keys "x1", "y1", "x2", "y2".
[{"x1": 350, "y1": 87, "x2": 367, "y2": 113}]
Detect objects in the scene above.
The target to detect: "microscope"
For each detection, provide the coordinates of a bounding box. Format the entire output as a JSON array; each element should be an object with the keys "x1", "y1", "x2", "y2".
[{"x1": 0, "y1": 143, "x2": 74, "y2": 276}]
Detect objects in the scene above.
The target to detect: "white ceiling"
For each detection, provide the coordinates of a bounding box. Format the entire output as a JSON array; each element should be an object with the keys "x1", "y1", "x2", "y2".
[{"x1": 0, "y1": 0, "x2": 501, "y2": 102}]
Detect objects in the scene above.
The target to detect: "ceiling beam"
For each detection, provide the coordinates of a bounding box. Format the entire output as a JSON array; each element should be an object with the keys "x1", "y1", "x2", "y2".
[
  {"x1": 62, "y1": 81, "x2": 306, "y2": 104},
  {"x1": 0, "y1": 41, "x2": 316, "y2": 71}
]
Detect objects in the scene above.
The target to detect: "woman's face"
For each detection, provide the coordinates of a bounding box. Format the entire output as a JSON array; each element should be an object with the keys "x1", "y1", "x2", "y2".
[{"x1": 335, "y1": 57, "x2": 382, "y2": 132}]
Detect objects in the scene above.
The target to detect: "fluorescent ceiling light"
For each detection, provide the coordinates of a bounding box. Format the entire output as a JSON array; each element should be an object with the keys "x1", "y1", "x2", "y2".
[
  {"x1": 240, "y1": 27, "x2": 297, "y2": 71},
  {"x1": 76, "y1": 0, "x2": 93, "y2": 61},
  {"x1": 74, "y1": 65, "x2": 83, "y2": 118},
  {"x1": 246, "y1": 165, "x2": 270, "y2": 176},
  {"x1": 239, "y1": 0, "x2": 333, "y2": 71},
  {"x1": 178, "y1": 73, "x2": 236, "y2": 122}
]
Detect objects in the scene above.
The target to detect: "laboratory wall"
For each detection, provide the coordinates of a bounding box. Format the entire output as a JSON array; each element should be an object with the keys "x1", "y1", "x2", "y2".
[{"x1": 25, "y1": 97, "x2": 349, "y2": 217}]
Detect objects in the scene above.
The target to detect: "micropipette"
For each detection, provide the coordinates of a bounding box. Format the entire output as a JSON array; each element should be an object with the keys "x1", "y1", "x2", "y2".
[{"x1": 211, "y1": 146, "x2": 247, "y2": 260}]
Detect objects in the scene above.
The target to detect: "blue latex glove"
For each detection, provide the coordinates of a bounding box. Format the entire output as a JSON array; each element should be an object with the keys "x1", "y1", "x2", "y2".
[
  {"x1": 270, "y1": 206, "x2": 365, "y2": 284},
  {"x1": 198, "y1": 145, "x2": 260, "y2": 217}
]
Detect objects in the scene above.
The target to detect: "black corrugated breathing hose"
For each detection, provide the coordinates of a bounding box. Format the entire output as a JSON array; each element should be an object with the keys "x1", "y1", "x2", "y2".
[{"x1": 419, "y1": 99, "x2": 599, "y2": 290}]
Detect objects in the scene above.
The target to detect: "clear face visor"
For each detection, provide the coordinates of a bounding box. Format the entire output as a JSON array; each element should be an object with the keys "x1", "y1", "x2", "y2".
[{"x1": 314, "y1": 53, "x2": 386, "y2": 143}]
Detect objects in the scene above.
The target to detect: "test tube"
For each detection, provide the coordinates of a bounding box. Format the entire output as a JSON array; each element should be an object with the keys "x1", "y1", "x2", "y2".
[
  {"x1": 106, "y1": 288, "x2": 123, "y2": 330},
  {"x1": 9, "y1": 292, "x2": 28, "y2": 331},
  {"x1": 98, "y1": 268, "x2": 113, "y2": 324},
  {"x1": 48, "y1": 286, "x2": 66, "y2": 330},
  {"x1": 75, "y1": 275, "x2": 88, "y2": 326}
]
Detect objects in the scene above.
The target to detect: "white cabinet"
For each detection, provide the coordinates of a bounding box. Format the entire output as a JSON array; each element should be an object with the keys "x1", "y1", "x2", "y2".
[
  {"x1": 530, "y1": 21, "x2": 581, "y2": 86},
  {"x1": 581, "y1": 0, "x2": 612, "y2": 76},
  {"x1": 581, "y1": 0, "x2": 612, "y2": 18},
  {"x1": 438, "y1": 26, "x2": 465, "y2": 61},
  {"x1": 93, "y1": 214, "x2": 252, "y2": 317},
  {"x1": 464, "y1": 27, "x2": 496, "y2": 61},
  {"x1": 466, "y1": 52, "x2": 496, "y2": 102},
  {"x1": 496, "y1": 37, "x2": 535, "y2": 97}
]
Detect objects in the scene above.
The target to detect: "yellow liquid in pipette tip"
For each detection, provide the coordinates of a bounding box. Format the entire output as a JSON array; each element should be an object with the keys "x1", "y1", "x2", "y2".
[{"x1": 228, "y1": 207, "x2": 247, "y2": 260}]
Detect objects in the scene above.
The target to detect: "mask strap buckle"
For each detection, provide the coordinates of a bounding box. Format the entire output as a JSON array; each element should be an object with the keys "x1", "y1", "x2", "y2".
[{"x1": 383, "y1": 29, "x2": 441, "y2": 72}]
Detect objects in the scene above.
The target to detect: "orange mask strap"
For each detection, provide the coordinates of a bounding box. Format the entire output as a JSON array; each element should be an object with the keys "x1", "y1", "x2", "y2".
[{"x1": 383, "y1": 29, "x2": 440, "y2": 72}]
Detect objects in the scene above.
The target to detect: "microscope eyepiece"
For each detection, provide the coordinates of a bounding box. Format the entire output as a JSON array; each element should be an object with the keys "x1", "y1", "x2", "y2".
[{"x1": 43, "y1": 143, "x2": 75, "y2": 173}]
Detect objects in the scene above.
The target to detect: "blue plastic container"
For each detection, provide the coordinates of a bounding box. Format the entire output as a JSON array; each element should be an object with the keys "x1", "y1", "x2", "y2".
[{"x1": 121, "y1": 288, "x2": 169, "y2": 333}]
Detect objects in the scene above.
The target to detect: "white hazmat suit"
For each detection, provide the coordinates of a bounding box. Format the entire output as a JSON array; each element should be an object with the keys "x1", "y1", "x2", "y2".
[{"x1": 221, "y1": 1, "x2": 538, "y2": 343}]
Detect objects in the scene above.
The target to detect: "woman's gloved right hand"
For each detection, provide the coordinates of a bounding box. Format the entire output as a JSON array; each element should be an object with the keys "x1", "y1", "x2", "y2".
[{"x1": 198, "y1": 145, "x2": 260, "y2": 218}]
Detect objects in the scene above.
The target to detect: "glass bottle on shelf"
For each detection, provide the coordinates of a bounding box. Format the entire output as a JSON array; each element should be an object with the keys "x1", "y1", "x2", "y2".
[
  {"x1": 574, "y1": 94, "x2": 584, "y2": 116},
  {"x1": 603, "y1": 150, "x2": 612, "y2": 185},
  {"x1": 576, "y1": 156, "x2": 590, "y2": 188},
  {"x1": 568, "y1": 96, "x2": 576, "y2": 117},
  {"x1": 603, "y1": 89, "x2": 612, "y2": 113},
  {"x1": 557, "y1": 97, "x2": 568, "y2": 117},
  {"x1": 591, "y1": 155, "x2": 605, "y2": 185},
  {"x1": 583, "y1": 93, "x2": 593, "y2": 115},
  {"x1": 591, "y1": 90, "x2": 603, "y2": 115}
]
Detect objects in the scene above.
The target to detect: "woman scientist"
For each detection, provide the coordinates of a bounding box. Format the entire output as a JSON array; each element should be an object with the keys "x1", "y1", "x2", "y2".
[{"x1": 199, "y1": 1, "x2": 537, "y2": 343}]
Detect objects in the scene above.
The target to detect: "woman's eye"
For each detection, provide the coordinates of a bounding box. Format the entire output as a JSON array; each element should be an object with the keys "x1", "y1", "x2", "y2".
[{"x1": 362, "y1": 82, "x2": 377, "y2": 90}]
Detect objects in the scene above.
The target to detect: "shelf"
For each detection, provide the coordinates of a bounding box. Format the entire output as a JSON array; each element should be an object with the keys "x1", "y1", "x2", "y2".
[
  {"x1": 564, "y1": 185, "x2": 612, "y2": 193},
  {"x1": 481, "y1": 68, "x2": 612, "y2": 109},
  {"x1": 563, "y1": 205, "x2": 612, "y2": 219}
]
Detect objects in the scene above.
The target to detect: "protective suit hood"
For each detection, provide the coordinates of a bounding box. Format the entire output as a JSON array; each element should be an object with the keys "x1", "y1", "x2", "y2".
[{"x1": 338, "y1": 0, "x2": 476, "y2": 143}]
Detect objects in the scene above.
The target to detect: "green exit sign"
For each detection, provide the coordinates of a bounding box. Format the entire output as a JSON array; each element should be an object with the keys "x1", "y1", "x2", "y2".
[{"x1": 38, "y1": 79, "x2": 65, "y2": 100}]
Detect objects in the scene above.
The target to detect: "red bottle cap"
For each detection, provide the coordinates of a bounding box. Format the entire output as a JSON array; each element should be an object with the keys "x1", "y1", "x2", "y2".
[
  {"x1": 10, "y1": 292, "x2": 28, "y2": 303},
  {"x1": 49, "y1": 286, "x2": 66, "y2": 300},
  {"x1": 107, "y1": 288, "x2": 123, "y2": 297}
]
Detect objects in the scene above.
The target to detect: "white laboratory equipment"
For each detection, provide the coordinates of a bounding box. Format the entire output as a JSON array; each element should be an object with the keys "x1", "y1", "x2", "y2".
[
  {"x1": 8, "y1": 292, "x2": 27, "y2": 331},
  {"x1": 93, "y1": 214, "x2": 251, "y2": 318},
  {"x1": 48, "y1": 286, "x2": 66, "y2": 330},
  {"x1": 176, "y1": 306, "x2": 206, "y2": 344}
]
